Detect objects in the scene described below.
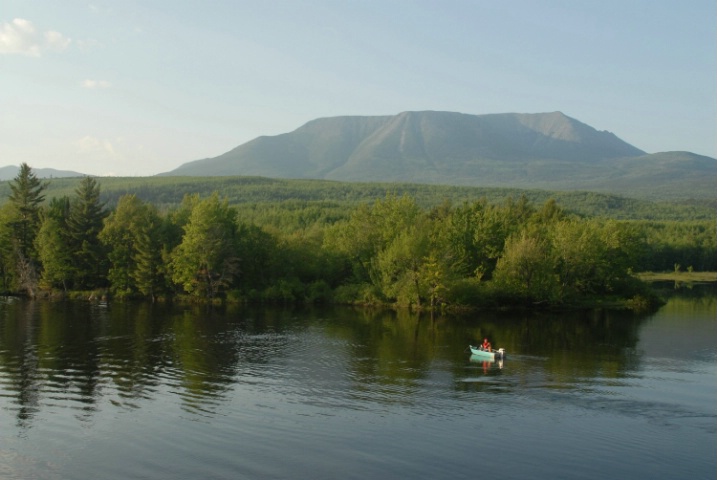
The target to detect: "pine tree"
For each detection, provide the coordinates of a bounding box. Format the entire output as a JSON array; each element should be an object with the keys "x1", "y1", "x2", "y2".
[
  {"x1": 36, "y1": 197, "x2": 73, "y2": 291},
  {"x1": 0, "y1": 204, "x2": 18, "y2": 292},
  {"x1": 6, "y1": 163, "x2": 48, "y2": 294},
  {"x1": 8, "y1": 163, "x2": 48, "y2": 262},
  {"x1": 132, "y1": 216, "x2": 166, "y2": 301},
  {"x1": 67, "y1": 177, "x2": 108, "y2": 290}
]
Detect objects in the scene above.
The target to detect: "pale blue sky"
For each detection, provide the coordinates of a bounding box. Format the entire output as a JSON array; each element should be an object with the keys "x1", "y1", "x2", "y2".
[{"x1": 1, "y1": 0, "x2": 715, "y2": 176}]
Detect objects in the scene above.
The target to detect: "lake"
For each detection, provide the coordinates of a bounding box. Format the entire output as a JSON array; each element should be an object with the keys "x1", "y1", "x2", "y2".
[{"x1": 1, "y1": 284, "x2": 715, "y2": 480}]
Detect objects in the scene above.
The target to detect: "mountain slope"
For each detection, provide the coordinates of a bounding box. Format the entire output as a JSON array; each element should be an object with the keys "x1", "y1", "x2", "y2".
[
  {"x1": 0, "y1": 166, "x2": 85, "y2": 181},
  {"x1": 161, "y1": 111, "x2": 715, "y2": 199}
]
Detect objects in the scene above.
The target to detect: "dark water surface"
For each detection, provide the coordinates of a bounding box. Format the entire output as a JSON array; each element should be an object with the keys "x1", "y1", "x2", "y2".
[{"x1": 1, "y1": 286, "x2": 715, "y2": 480}]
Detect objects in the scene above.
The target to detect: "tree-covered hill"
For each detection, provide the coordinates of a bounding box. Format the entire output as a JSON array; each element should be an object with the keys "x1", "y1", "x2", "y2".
[{"x1": 0, "y1": 175, "x2": 713, "y2": 223}]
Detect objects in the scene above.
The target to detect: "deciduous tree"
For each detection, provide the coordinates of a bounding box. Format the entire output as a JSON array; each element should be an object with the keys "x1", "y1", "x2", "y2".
[{"x1": 170, "y1": 193, "x2": 240, "y2": 299}]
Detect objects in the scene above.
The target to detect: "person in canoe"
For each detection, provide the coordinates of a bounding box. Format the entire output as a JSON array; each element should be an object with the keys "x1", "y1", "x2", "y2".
[{"x1": 481, "y1": 338, "x2": 492, "y2": 352}]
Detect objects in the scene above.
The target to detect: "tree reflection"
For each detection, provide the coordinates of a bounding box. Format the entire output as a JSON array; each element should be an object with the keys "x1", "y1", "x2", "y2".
[
  {"x1": 0, "y1": 295, "x2": 699, "y2": 433},
  {"x1": 0, "y1": 301, "x2": 250, "y2": 429},
  {"x1": 0, "y1": 300, "x2": 44, "y2": 430}
]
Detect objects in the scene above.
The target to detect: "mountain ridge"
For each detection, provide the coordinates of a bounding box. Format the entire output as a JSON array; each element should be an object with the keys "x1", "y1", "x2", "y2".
[
  {"x1": 1, "y1": 111, "x2": 713, "y2": 201},
  {"x1": 164, "y1": 110, "x2": 651, "y2": 177},
  {"x1": 158, "y1": 110, "x2": 717, "y2": 200},
  {"x1": 0, "y1": 166, "x2": 84, "y2": 181}
]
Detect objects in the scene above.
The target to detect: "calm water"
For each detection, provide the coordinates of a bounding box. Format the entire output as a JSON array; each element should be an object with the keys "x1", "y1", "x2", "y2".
[{"x1": 1, "y1": 286, "x2": 715, "y2": 480}]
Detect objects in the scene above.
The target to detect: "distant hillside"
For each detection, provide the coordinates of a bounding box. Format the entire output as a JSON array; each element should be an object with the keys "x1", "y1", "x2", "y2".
[
  {"x1": 0, "y1": 175, "x2": 713, "y2": 222},
  {"x1": 0, "y1": 165, "x2": 84, "y2": 181},
  {"x1": 160, "y1": 111, "x2": 715, "y2": 200}
]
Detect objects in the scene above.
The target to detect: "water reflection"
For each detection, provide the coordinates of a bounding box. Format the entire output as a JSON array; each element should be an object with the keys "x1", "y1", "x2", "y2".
[
  {"x1": 0, "y1": 298, "x2": 665, "y2": 429},
  {"x1": 2, "y1": 288, "x2": 715, "y2": 480}
]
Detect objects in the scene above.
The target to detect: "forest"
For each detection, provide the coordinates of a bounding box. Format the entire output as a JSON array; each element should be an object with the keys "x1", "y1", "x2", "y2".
[{"x1": 0, "y1": 164, "x2": 714, "y2": 310}]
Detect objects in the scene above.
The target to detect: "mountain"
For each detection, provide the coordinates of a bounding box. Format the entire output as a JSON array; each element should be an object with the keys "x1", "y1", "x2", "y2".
[
  {"x1": 163, "y1": 111, "x2": 716, "y2": 200},
  {"x1": 0, "y1": 166, "x2": 85, "y2": 181}
]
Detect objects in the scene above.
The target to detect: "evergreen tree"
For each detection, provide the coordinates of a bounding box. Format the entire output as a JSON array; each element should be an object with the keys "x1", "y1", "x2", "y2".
[
  {"x1": 0, "y1": 204, "x2": 17, "y2": 292},
  {"x1": 132, "y1": 215, "x2": 167, "y2": 301},
  {"x1": 36, "y1": 197, "x2": 73, "y2": 291},
  {"x1": 68, "y1": 177, "x2": 108, "y2": 290},
  {"x1": 7, "y1": 163, "x2": 48, "y2": 261},
  {"x1": 6, "y1": 163, "x2": 48, "y2": 294}
]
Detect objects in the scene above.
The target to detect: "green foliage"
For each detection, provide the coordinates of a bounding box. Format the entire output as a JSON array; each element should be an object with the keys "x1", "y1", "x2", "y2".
[
  {"x1": 4, "y1": 163, "x2": 49, "y2": 294},
  {"x1": 99, "y1": 194, "x2": 167, "y2": 299},
  {"x1": 7, "y1": 163, "x2": 48, "y2": 262},
  {"x1": 324, "y1": 194, "x2": 420, "y2": 282},
  {"x1": 493, "y1": 232, "x2": 556, "y2": 303},
  {"x1": 67, "y1": 177, "x2": 108, "y2": 289},
  {"x1": 36, "y1": 197, "x2": 73, "y2": 291},
  {"x1": 0, "y1": 171, "x2": 713, "y2": 308},
  {"x1": 1, "y1": 175, "x2": 713, "y2": 222},
  {"x1": 0, "y1": 204, "x2": 18, "y2": 292},
  {"x1": 100, "y1": 195, "x2": 145, "y2": 295},
  {"x1": 443, "y1": 277, "x2": 484, "y2": 306},
  {"x1": 170, "y1": 193, "x2": 240, "y2": 298},
  {"x1": 637, "y1": 220, "x2": 717, "y2": 272},
  {"x1": 374, "y1": 223, "x2": 430, "y2": 307},
  {"x1": 132, "y1": 216, "x2": 167, "y2": 300}
]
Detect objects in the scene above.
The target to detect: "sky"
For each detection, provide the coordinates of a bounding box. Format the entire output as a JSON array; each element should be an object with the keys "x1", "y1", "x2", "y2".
[{"x1": 1, "y1": 0, "x2": 715, "y2": 177}]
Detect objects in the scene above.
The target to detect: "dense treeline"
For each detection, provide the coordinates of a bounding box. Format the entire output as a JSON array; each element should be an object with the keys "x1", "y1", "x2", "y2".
[
  {"x1": 0, "y1": 165, "x2": 714, "y2": 309},
  {"x1": 1, "y1": 175, "x2": 714, "y2": 221}
]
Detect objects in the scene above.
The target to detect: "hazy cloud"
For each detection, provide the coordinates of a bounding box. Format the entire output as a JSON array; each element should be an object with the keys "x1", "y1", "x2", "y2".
[
  {"x1": 0, "y1": 18, "x2": 70, "y2": 56},
  {"x1": 73, "y1": 135, "x2": 138, "y2": 176},
  {"x1": 75, "y1": 135, "x2": 118, "y2": 157},
  {"x1": 44, "y1": 30, "x2": 71, "y2": 51},
  {"x1": 82, "y1": 79, "x2": 112, "y2": 89}
]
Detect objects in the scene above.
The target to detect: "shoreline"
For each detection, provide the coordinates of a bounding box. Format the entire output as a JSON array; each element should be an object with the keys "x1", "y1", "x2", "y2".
[{"x1": 637, "y1": 271, "x2": 717, "y2": 283}]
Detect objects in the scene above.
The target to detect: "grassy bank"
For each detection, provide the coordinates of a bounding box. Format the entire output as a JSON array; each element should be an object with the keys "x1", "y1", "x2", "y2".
[{"x1": 637, "y1": 271, "x2": 717, "y2": 282}]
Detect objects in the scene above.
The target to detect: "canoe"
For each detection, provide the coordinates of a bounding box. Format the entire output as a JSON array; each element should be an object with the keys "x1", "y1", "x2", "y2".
[{"x1": 469, "y1": 345, "x2": 506, "y2": 361}]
